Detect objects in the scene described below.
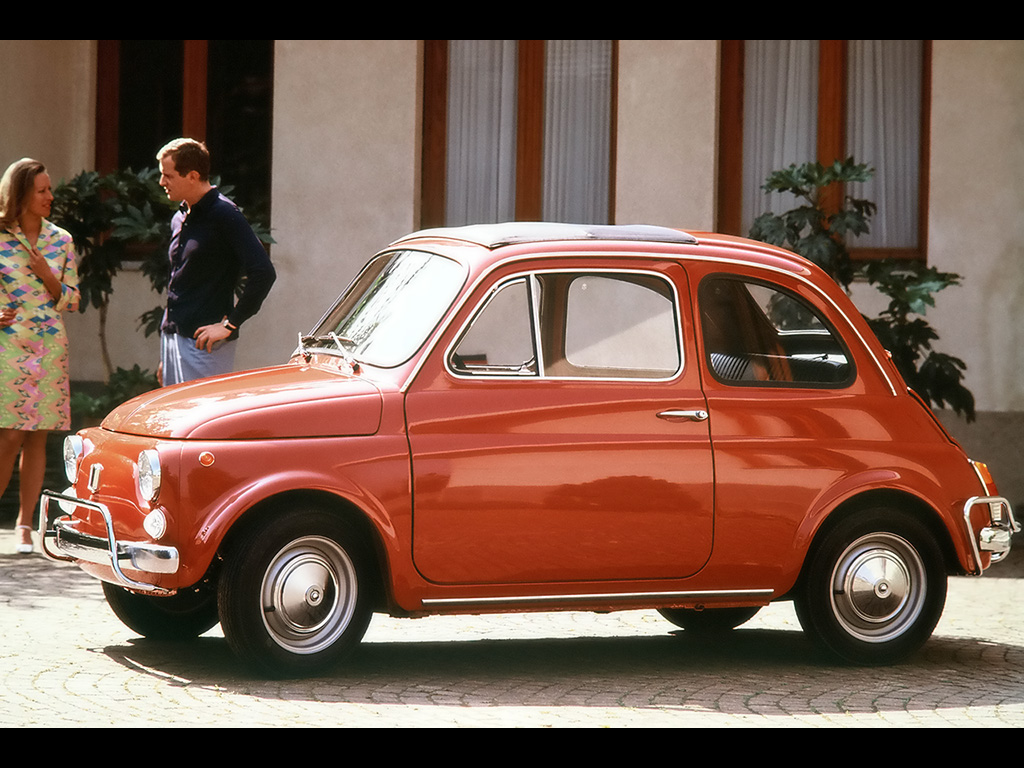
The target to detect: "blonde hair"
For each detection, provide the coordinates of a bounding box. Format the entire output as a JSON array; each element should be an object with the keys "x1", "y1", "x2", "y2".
[{"x1": 0, "y1": 158, "x2": 47, "y2": 230}]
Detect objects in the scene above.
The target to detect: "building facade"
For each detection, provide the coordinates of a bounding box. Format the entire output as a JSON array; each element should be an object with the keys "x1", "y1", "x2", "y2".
[{"x1": 2, "y1": 39, "x2": 1022, "y2": 498}]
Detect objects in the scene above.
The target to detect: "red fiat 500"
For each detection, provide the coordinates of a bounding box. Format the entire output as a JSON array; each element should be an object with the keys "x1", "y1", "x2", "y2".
[{"x1": 40, "y1": 223, "x2": 1016, "y2": 677}]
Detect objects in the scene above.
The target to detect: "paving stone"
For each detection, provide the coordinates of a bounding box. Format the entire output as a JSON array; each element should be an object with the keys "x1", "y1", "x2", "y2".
[{"x1": 2, "y1": 525, "x2": 1022, "y2": 727}]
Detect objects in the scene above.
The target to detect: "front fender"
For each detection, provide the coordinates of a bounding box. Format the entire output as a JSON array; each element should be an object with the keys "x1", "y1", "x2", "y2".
[{"x1": 171, "y1": 435, "x2": 411, "y2": 588}]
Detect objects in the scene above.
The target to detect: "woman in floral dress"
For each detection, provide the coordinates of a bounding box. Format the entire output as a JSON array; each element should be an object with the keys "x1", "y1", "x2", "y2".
[{"x1": 0, "y1": 159, "x2": 80, "y2": 553}]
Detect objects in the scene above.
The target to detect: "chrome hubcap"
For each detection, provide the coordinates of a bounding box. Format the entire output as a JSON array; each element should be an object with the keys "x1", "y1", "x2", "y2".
[
  {"x1": 830, "y1": 532, "x2": 925, "y2": 643},
  {"x1": 261, "y1": 536, "x2": 357, "y2": 654}
]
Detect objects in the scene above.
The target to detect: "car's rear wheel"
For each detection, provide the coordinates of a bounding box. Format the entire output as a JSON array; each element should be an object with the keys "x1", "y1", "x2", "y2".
[
  {"x1": 102, "y1": 581, "x2": 219, "y2": 640},
  {"x1": 795, "y1": 509, "x2": 947, "y2": 665},
  {"x1": 658, "y1": 606, "x2": 760, "y2": 633},
  {"x1": 217, "y1": 509, "x2": 373, "y2": 678}
]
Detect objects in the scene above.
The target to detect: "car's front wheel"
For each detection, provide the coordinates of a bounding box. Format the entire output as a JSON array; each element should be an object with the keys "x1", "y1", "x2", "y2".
[
  {"x1": 795, "y1": 509, "x2": 947, "y2": 665},
  {"x1": 217, "y1": 509, "x2": 373, "y2": 678}
]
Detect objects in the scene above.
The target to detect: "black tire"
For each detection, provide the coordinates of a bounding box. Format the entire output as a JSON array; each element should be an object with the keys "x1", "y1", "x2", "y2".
[
  {"x1": 102, "y1": 581, "x2": 219, "y2": 640},
  {"x1": 658, "y1": 606, "x2": 760, "y2": 633},
  {"x1": 794, "y1": 509, "x2": 947, "y2": 665},
  {"x1": 217, "y1": 509, "x2": 373, "y2": 678}
]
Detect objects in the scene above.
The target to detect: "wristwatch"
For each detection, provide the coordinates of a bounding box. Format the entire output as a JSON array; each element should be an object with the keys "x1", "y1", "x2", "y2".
[{"x1": 222, "y1": 318, "x2": 238, "y2": 331}]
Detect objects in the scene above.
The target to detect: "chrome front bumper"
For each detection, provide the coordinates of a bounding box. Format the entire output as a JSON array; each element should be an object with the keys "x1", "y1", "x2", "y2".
[
  {"x1": 963, "y1": 495, "x2": 1019, "y2": 574},
  {"x1": 39, "y1": 489, "x2": 178, "y2": 594}
]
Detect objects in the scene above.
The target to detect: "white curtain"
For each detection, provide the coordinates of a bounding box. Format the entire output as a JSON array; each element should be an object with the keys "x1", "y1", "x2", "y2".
[
  {"x1": 445, "y1": 40, "x2": 612, "y2": 226},
  {"x1": 446, "y1": 40, "x2": 518, "y2": 226},
  {"x1": 743, "y1": 40, "x2": 922, "y2": 249},
  {"x1": 742, "y1": 40, "x2": 819, "y2": 235},
  {"x1": 846, "y1": 40, "x2": 923, "y2": 249},
  {"x1": 542, "y1": 40, "x2": 613, "y2": 224}
]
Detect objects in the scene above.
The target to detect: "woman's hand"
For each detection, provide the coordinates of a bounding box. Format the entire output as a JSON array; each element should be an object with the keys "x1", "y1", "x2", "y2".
[
  {"x1": 0, "y1": 305, "x2": 16, "y2": 327},
  {"x1": 27, "y1": 247, "x2": 62, "y2": 302}
]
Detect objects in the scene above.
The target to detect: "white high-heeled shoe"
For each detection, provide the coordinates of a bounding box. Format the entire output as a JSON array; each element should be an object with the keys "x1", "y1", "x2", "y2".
[{"x1": 14, "y1": 525, "x2": 33, "y2": 554}]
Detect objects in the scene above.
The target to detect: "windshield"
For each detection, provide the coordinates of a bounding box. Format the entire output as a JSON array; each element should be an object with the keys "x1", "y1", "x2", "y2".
[{"x1": 306, "y1": 249, "x2": 466, "y2": 368}]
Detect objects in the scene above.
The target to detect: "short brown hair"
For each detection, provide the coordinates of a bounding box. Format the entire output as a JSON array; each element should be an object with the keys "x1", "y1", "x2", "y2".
[
  {"x1": 0, "y1": 157, "x2": 47, "y2": 230},
  {"x1": 157, "y1": 138, "x2": 211, "y2": 182}
]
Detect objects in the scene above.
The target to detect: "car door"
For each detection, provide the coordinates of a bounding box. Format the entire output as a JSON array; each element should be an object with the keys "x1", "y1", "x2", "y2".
[{"x1": 405, "y1": 260, "x2": 714, "y2": 585}]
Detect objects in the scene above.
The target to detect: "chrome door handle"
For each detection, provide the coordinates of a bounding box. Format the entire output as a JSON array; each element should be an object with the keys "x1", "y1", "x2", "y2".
[{"x1": 657, "y1": 409, "x2": 709, "y2": 422}]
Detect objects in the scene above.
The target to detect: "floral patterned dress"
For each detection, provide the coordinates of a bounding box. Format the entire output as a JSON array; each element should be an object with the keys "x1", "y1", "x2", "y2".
[{"x1": 0, "y1": 221, "x2": 80, "y2": 431}]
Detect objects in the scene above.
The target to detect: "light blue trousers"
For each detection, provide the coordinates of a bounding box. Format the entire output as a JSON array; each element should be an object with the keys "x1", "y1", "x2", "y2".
[{"x1": 160, "y1": 331, "x2": 237, "y2": 386}]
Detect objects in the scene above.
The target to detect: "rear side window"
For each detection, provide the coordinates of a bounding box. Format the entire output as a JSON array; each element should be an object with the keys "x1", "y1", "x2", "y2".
[{"x1": 698, "y1": 276, "x2": 853, "y2": 387}]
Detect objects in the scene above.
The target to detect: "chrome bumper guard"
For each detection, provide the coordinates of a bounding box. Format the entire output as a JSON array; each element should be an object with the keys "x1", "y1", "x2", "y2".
[
  {"x1": 38, "y1": 490, "x2": 178, "y2": 594},
  {"x1": 963, "y1": 495, "x2": 1019, "y2": 574}
]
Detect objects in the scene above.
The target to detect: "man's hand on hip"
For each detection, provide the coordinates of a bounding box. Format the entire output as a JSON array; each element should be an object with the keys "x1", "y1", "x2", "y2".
[{"x1": 193, "y1": 321, "x2": 232, "y2": 353}]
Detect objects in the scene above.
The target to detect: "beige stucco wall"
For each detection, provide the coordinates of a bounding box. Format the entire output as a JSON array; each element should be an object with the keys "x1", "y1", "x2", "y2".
[
  {"x1": 0, "y1": 40, "x2": 96, "y2": 181},
  {"x1": 64, "y1": 269, "x2": 157, "y2": 381},
  {"x1": 256, "y1": 40, "x2": 423, "y2": 368},
  {"x1": 927, "y1": 40, "x2": 1024, "y2": 414},
  {"x1": 614, "y1": 40, "x2": 719, "y2": 230},
  {"x1": 924, "y1": 40, "x2": 1024, "y2": 505}
]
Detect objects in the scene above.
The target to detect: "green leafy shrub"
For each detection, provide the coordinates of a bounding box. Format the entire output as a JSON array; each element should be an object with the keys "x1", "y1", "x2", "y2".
[
  {"x1": 861, "y1": 261, "x2": 975, "y2": 419},
  {"x1": 70, "y1": 365, "x2": 160, "y2": 421},
  {"x1": 750, "y1": 158, "x2": 875, "y2": 289},
  {"x1": 50, "y1": 168, "x2": 176, "y2": 380},
  {"x1": 749, "y1": 158, "x2": 975, "y2": 421}
]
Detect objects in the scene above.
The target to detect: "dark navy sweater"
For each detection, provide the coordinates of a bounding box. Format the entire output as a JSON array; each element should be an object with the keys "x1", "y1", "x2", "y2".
[{"x1": 162, "y1": 187, "x2": 276, "y2": 339}]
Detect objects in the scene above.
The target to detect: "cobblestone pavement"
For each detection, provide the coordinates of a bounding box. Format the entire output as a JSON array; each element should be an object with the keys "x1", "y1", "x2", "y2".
[{"x1": 2, "y1": 525, "x2": 1023, "y2": 727}]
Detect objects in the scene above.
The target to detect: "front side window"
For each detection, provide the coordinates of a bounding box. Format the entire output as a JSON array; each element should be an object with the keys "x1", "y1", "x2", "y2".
[
  {"x1": 699, "y1": 276, "x2": 853, "y2": 386},
  {"x1": 450, "y1": 271, "x2": 680, "y2": 380},
  {"x1": 450, "y1": 278, "x2": 537, "y2": 376}
]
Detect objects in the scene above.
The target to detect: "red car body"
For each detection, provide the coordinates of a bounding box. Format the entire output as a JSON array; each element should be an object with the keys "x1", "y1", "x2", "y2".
[{"x1": 41, "y1": 223, "x2": 1016, "y2": 677}]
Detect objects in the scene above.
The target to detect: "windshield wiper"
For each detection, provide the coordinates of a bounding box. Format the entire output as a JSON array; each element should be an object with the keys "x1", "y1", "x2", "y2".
[
  {"x1": 295, "y1": 332, "x2": 361, "y2": 372},
  {"x1": 328, "y1": 332, "x2": 361, "y2": 372}
]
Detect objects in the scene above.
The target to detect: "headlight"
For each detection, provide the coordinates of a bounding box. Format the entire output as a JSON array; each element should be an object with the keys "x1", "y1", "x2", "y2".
[
  {"x1": 63, "y1": 435, "x2": 84, "y2": 483},
  {"x1": 137, "y1": 449, "x2": 162, "y2": 502}
]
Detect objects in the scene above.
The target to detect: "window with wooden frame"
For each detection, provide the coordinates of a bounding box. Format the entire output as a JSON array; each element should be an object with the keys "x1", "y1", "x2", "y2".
[
  {"x1": 421, "y1": 40, "x2": 617, "y2": 228},
  {"x1": 95, "y1": 39, "x2": 273, "y2": 220},
  {"x1": 718, "y1": 40, "x2": 931, "y2": 262}
]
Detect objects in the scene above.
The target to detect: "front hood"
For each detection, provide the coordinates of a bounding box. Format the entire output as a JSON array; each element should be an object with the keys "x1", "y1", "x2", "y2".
[{"x1": 101, "y1": 364, "x2": 383, "y2": 439}]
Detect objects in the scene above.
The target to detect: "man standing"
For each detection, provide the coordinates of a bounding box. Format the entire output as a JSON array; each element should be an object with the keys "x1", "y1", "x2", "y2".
[{"x1": 156, "y1": 138, "x2": 276, "y2": 386}]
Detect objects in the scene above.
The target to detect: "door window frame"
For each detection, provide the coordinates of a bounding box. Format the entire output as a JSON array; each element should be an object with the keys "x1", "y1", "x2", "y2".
[{"x1": 445, "y1": 267, "x2": 684, "y2": 382}]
